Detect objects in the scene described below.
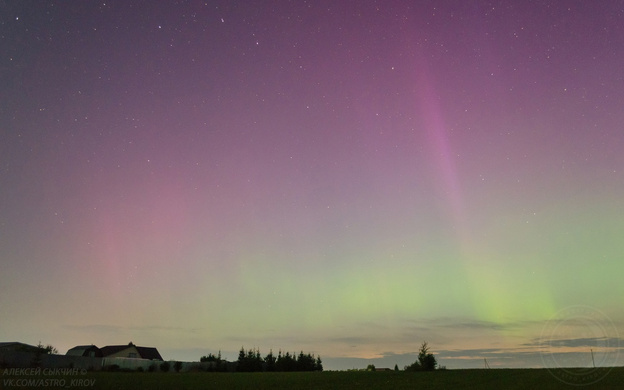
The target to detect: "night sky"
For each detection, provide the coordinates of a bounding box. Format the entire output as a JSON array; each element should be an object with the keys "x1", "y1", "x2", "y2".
[{"x1": 1, "y1": 1, "x2": 623, "y2": 370}]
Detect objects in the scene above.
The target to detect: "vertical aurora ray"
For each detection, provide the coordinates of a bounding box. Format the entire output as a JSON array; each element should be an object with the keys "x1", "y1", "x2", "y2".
[{"x1": 409, "y1": 48, "x2": 557, "y2": 333}]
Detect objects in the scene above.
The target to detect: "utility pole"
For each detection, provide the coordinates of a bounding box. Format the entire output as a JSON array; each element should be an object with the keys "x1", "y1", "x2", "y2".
[
  {"x1": 484, "y1": 358, "x2": 490, "y2": 369},
  {"x1": 591, "y1": 349, "x2": 595, "y2": 368}
]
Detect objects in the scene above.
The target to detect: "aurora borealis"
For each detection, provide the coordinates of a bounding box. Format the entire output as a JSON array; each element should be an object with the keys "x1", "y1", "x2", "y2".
[{"x1": 1, "y1": 1, "x2": 623, "y2": 370}]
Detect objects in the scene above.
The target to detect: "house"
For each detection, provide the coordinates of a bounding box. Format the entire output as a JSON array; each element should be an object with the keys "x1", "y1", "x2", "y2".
[
  {"x1": 0, "y1": 342, "x2": 47, "y2": 354},
  {"x1": 100, "y1": 342, "x2": 163, "y2": 360},
  {"x1": 0, "y1": 342, "x2": 49, "y2": 368},
  {"x1": 66, "y1": 345, "x2": 103, "y2": 358}
]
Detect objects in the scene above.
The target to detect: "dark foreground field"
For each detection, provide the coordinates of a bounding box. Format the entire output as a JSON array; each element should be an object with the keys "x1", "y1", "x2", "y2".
[{"x1": 2, "y1": 367, "x2": 623, "y2": 389}]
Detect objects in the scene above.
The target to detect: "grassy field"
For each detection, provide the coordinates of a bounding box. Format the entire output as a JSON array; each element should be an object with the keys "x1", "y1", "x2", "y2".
[{"x1": 2, "y1": 368, "x2": 623, "y2": 389}]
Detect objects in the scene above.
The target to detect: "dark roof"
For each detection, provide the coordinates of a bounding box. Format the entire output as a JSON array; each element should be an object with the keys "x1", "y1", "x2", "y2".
[
  {"x1": 66, "y1": 345, "x2": 102, "y2": 357},
  {"x1": 100, "y1": 344, "x2": 163, "y2": 360},
  {"x1": 135, "y1": 346, "x2": 163, "y2": 361},
  {"x1": 99, "y1": 345, "x2": 129, "y2": 357}
]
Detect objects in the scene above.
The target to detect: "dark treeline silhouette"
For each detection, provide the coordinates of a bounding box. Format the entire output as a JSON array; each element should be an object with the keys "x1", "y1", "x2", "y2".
[
  {"x1": 201, "y1": 347, "x2": 322, "y2": 372},
  {"x1": 199, "y1": 351, "x2": 230, "y2": 372},
  {"x1": 237, "y1": 347, "x2": 323, "y2": 372}
]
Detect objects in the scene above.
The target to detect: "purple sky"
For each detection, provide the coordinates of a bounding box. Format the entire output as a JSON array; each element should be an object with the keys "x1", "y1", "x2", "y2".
[{"x1": 1, "y1": 1, "x2": 623, "y2": 370}]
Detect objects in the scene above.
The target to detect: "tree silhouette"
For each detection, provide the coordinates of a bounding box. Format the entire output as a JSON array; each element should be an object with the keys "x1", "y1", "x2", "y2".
[
  {"x1": 297, "y1": 351, "x2": 318, "y2": 371},
  {"x1": 315, "y1": 356, "x2": 323, "y2": 371},
  {"x1": 418, "y1": 342, "x2": 437, "y2": 371},
  {"x1": 405, "y1": 342, "x2": 437, "y2": 371},
  {"x1": 237, "y1": 347, "x2": 246, "y2": 371},
  {"x1": 404, "y1": 360, "x2": 420, "y2": 371},
  {"x1": 265, "y1": 349, "x2": 276, "y2": 371},
  {"x1": 200, "y1": 351, "x2": 227, "y2": 371}
]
